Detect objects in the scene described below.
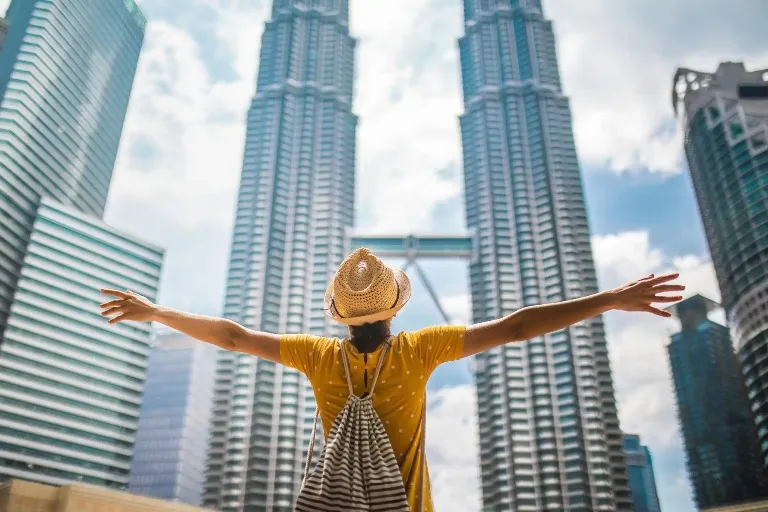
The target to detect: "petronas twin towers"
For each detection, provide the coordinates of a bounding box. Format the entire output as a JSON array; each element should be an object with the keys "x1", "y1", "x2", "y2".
[{"x1": 203, "y1": 0, "x2": 633, "y2": 510}]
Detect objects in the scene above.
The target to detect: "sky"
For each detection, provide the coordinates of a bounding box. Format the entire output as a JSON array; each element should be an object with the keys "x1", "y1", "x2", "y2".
[{"x1": 2, "y1": 0, "x2": 766, "y2": 510}]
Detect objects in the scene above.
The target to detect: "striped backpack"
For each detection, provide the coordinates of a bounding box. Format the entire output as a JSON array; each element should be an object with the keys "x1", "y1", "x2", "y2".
[{"x1": 295, "y1": 341, "x2": 427, "y2": 511}]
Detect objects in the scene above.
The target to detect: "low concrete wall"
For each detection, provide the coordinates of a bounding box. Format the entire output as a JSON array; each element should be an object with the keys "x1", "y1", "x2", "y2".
[
  {"x1": 704, "y1": 501, "x2": 768, "y2": 512},
  {"x1": 0, "y1": 480, "x2": 213, "y2": 512}
]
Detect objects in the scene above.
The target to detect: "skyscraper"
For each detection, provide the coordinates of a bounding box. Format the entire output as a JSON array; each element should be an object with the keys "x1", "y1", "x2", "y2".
[
  {"x1": 458, "y1": 0, "x2": 632, "y2": 510},
  {"x1": 0, "y1": 0, "x2": 146, "y2": 338},
  {"x1": 0, "y1": 197, "x2": 163, "y2": 489},
  {"x1": 129, "y1": 332, "x2": 216, "y2": 505},
  {"x1": 203, "y1": 1, "x2": 356, "y2": 510},
  {"x1": 666, "y1": 295, "x2": 768, "y2": 509},
  {"x1": 622, "y1": 434, "x2": 661, "y2": 512},
  {"x1": 0, "y1": 0, "x2": 162, "y2": 491},
  {"x1": 673, "y1": 62, "x2": 768, "y2": 467}
]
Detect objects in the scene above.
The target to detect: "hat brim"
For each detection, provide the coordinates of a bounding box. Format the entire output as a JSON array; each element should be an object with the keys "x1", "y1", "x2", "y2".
[{"x1": 323, "y1": 268, "x2": 411, "y2": 326}]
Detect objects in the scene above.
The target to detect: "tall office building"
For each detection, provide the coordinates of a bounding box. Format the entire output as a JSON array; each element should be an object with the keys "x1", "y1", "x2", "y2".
[
  {"x1": 0, "y1": 0, "x2": 146, "y2": 338},
  {"x1": 458, "y1": 1, "x2": 632, "y2": 510},
  {"x1": 129, "y1": 332, "x2": 216, "y2": 506},
  {"x1": 666, "y1": 295, "x2": 768, "y2": 509},
  {"x1": 673, "y1": 62, "x2": 768, "y2": 467},
  {"x1": 622, "y1": 434, "x2": 661, "y2": 512},
  {"x1": 202, "y1": 1, "x2": 356, "y2": 510},
  {"x1": 0, "y1": 198, "x2": 163, "y2": 489}
]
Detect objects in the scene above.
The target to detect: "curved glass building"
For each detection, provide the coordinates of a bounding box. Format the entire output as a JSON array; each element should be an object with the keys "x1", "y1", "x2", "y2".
[
  {"x1": 202, "y1": 1, "x2": 356, "y2": 510},
  {"x1": 458, "y1": 0, "x2": 632, "y2": 510},
  {"x1": 673, "y1": 62, "x2": 768, "y2": 468},
  {"x1": 0, "y1": 0, "x2": 146, "y2": 338}
]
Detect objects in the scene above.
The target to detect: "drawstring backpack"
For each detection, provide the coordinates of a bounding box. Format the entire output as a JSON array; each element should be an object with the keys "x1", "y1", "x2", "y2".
[{"x1": 295, "y1": 341, "x2": 429, "y2": 512}]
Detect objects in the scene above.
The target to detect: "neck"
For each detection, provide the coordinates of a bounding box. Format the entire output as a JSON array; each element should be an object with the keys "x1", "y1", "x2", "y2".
[{"x1": 349, "y1": 335, "x2": 389, "y2": 354}]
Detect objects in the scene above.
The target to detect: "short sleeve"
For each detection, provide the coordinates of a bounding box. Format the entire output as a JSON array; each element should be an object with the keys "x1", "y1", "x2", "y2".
[
  {"x1": 279, "y1": 334, "x2": 331, "y2": 377},
  {"x1": 409, "y1": 325, "x2": 466, "y2": 374}
]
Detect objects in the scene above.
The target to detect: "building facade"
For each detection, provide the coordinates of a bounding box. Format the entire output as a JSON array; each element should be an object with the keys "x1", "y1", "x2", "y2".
[
  {"x1": 667, "y1": 295, "x2": 768, "y2": 510},
  {"x1": 202, "y1": 0, "x2": 356, "y2": 510},
  {"x1": 458, "y1": 0, "x2": 632, "y2": 510},
  {"x1": 673, "y1": 62, "x2": 768, "y2": 466},
  {"x1": 129, "y1": 332, "x2": 216, "y2": 506},
  {"x1": 622, "y1": 434, "x2": 661, "y2": 512},
  {"x1": 0, "y1": 198, "x2": 163, "y2": 489},
  {"x1": 0, "y1": 0, "x2": 146, "y2": 338}
]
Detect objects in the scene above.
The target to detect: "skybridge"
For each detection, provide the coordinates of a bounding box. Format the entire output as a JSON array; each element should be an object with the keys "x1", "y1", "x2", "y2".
[{"x1": 346, "y1": 232, "x2": 476, "y2": 323}]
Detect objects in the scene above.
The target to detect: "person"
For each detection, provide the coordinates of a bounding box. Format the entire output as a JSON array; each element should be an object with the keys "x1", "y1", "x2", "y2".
[{"x1": 100, "y1": 247, "x2": 684, "y2": 511}]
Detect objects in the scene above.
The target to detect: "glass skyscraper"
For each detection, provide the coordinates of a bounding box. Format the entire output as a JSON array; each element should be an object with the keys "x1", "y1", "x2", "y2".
[
  {"x1": 0, "y1": 0, "x2": 161, "y2": 491},
  {"x1": 622, "y1": 434, "x2": 661, "y2": 512},
  {"x1": 0, "y1": 197, "x2": 163, "y2": 489},
  {"x1": 0, "y1": 0, "x2": 146, "y2": 338},
  {"x1": 458, "y1": 0, "x2": 632, "y2": 510},
  {"x1": 129, "y1": 332, "x2": 216, "y2": 506},
  {"x1": 673, "y1": 62, "x2": 768, "y2": 468},
  {"x1": 203, "y1": 1, "x2": 355, "y2": 510},
  {"x1": 666, "y1": 295, "x2": 768, "y2": 509}
]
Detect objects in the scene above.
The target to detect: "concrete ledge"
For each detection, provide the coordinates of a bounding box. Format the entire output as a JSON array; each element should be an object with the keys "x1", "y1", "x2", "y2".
[
  {"x1": 703, "y1": 501, "x2": 768, "y2": 512},
  {"x1": 0, "y1": 480, "x2": 213, "y2": 512}
]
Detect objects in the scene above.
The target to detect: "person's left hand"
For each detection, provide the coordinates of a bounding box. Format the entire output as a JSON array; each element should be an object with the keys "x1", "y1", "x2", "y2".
[
  {"x1": 100, "y1": 289, "x2": 158, "y2": 324},
  {"x1": 609, "y1": 273, "x2": 685, "y2": 317}
]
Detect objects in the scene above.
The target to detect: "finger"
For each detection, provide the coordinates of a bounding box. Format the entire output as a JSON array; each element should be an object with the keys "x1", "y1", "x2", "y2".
[
  {"x1": 101, "y1": 306, "x2": 124, "y2": 317},
  {"x1": 101, "y1": 288, "x2": 129, "y2": 299},
  {"x1": 644, "y1": 305, "x2": 671, "y2": 317},
  {"x1": 649, "y1": 284, "x2": 686, "y2": 293},
  {"x1": 108, "y1": 313, "x2": 128, "y2": 324},
  {"x1": 649, "y1": 273, "x2": 680, "y2": 285},
  {"x1": 99, "y1": 299, "x2": 124, "y2": 309},
  {"x1": 651, "y1": 294, "x2": 684, "y2": 303}
]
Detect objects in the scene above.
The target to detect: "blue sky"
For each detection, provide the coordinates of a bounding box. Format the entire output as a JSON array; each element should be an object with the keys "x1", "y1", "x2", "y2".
[{"x1": 1, "y1": 0, "x2": 763, "y2": 509}]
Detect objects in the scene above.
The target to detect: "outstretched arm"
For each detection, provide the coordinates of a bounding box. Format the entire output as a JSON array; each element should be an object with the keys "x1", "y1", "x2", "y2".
[
  {"x1": 462, "y1": 273, "x2": 684, "y2": 358},
  {"x1": 99, "y1": 289, "x2": 281, "y2": 362}
]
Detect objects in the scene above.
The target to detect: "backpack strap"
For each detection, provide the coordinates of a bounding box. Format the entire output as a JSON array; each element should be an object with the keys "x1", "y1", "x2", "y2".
[
  {"x1": 302, "y1": 408, "x2": 320, "y2": 486},
  {"x1": 367, "y1": 341, "x2": 390, "y2": 396},
  {"x1": 417, "y1": 395, "x2": 427, "y2": 511},
  {"x1": 339, "y1": 342, "x2": 356, "y2": 396}
]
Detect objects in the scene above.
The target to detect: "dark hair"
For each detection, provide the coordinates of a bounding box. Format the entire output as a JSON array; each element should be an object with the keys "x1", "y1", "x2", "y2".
[{"x1": 349, "y1": 320, "x2": 390, "y2": 353}]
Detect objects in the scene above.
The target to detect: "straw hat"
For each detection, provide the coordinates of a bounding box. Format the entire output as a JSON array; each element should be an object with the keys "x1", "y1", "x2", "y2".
[{"x1": 324, "y1": 248, "x2": 411, "y2": 326}]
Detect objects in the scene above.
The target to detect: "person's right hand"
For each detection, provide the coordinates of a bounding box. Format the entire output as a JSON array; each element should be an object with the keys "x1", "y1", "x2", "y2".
[{"x1": 100, "y1": 289, "x2": 158, "y2": 324}]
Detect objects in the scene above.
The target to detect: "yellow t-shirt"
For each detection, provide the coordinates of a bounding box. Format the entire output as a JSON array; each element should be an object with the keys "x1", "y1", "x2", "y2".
[{"x1": 280, "y1": 325, "x2": 466, "y2": 512}]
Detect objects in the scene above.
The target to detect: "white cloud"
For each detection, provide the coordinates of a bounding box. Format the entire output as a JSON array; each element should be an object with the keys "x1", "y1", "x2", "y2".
[
  {"x1": 101, "y1": 2, "x2": 269, "y2": 312},
  {"x1": 426, "y1": 385, "x2": 480, "y2": 512},
  {"x1": 547, "y1": 0, "x2": 768, "y2": 174},
  {"x1": 108, "y1": 15, "x2": 262, "y2": 232},
  {"x1": 352, "y1": 0, "x2": 464, "y2": 232},
  {"x1": 441, "y1": 293, "x2": 472, "y2": 326}
]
